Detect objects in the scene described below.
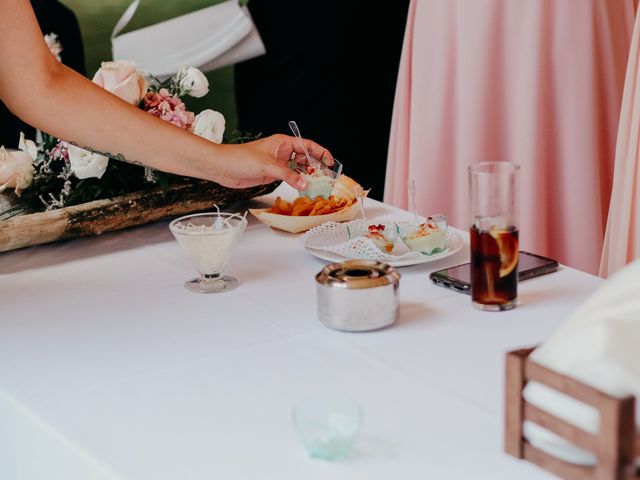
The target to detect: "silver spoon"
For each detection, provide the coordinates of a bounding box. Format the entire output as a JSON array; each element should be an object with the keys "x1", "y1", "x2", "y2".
[
  {"x1": 357, "y1": 191, "x2": 367, "y2": 221},
  {"x1": 408, "y1": 178, "x2": 419, "y2": 225},
  {"x1": 288, "y1": 120, "x2": 314, "y2": 169}
]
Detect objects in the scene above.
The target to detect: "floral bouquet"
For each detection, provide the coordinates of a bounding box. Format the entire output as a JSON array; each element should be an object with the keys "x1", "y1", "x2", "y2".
[{"x1": 0, "y1": 60, "x2": 258, "y2": 218}]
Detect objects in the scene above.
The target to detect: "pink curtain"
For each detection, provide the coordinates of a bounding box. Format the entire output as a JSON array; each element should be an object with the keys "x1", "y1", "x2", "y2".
[
  {"x1": 600, "y1": 5, "x2": 640, "y2": 277},
  {"x1": 386, "y1": 0, "x2": 636, "y2": 275}
]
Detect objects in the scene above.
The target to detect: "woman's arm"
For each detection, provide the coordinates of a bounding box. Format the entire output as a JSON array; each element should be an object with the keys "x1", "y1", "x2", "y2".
[{"x1": 0, "y1": 0, "x2": 329, "y2": 189}]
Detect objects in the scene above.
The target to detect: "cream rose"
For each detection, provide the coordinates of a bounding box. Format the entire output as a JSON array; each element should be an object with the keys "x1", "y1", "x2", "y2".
[
  {"x1": 178, "y1": 66, "x2": 209, "y2": 98},
  {"x1": 92, "y1": 60, "x2": 148, "y2": 105},
  {"x1": 191, "y1": 110, "x2": 225, "y2": 144},
  {"x1": 19, "y1": 132, "x2": 38, "y2": 161},
  {"x1": 67, "y1": 144, "x2": 109, "y2": 179},
  {"x1": 0, "y1": 146, "x2": 35, "y2": 196}
]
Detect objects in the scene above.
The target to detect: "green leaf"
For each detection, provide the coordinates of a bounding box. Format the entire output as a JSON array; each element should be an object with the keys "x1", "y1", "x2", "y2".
[{"x1": 226, "y1": 129, "x2": 262, "y2": 144}]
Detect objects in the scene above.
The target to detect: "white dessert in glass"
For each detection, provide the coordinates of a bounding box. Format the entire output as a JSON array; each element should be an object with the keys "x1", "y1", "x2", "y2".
[
  {"x1": 169, "y1": 211, "x2": 247, "y2": 293},
  {"x1": 400, "y1": 214, "x2": 448, "y2": 255},
  {"x1": 300, "y1": 169, "x2": 336, "y2": 199},
  {"x1": 294, "y1": 157, "x2": 343, "y2": 199}
]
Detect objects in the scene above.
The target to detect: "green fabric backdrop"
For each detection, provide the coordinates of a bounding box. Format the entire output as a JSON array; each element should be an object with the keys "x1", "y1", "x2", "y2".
[{"x1": 61, "y1": 0, "x2": 238, "y2": 130}]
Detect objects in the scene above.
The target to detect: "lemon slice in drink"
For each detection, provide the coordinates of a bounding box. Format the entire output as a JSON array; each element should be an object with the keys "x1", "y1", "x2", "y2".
[{"x1": 489, "y1": 228, "x2": 518, "y2": 277}]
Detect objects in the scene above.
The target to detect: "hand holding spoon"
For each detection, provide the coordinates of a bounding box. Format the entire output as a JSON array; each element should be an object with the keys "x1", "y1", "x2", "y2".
[{"x1": 288, "y1": 120, "x2": 315, "y2": 170}]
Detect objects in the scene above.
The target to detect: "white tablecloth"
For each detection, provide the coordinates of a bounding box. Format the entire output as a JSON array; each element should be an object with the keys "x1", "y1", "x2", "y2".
[{"x1": 0, "y1": 185, "x2": 602, "y2": 479}]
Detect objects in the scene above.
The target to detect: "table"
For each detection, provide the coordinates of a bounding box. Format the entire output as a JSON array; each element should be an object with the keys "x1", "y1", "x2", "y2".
[{"x1": 0, "y1": 185, "x2": 602, "y2": 479}]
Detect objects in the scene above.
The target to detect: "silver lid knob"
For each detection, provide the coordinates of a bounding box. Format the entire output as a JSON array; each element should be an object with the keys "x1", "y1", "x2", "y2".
[{"x1": 315, "y1": 260, "x2": 400, "y2": 289}]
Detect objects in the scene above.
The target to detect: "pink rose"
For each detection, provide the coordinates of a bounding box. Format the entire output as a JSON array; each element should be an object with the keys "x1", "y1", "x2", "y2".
[
  {"x1": 143, "y1": 92, "x2": 161, "y2": 109},
  {"x1": 143, "y1": 89, "x2": 194, "y2": 130},
  {"x1": 92, "y1": 60, "x2": 148, "y2": 105},
  {"x1": 0, "y1": 146, "x2": 35, "y2": 196},
  {"x1": 49, "y1": 141, "x2": 69, "y2": 162}
]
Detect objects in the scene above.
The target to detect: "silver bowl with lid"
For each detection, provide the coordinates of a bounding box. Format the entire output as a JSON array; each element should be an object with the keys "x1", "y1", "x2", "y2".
[{"x1": 315, "y1": 260, "x2": 401, "y2": 332}]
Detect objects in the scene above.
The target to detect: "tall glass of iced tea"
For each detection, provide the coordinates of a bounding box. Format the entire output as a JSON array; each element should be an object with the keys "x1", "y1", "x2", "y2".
[{"x1": 469, "y1": 162, "x2": 520, "y2": 311}]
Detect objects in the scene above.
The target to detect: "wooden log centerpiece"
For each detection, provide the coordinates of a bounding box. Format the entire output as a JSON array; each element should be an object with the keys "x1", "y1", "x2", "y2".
[{"x1": 0, "y1": 179, "x2": 279, "y2": 252}]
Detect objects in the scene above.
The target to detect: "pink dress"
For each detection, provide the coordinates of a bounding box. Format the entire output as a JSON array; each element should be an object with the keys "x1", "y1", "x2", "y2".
[
  {"x1": 601, "y1": 6, "x2": 640, "y2": 277},
  {"x1": 385, "y1": 0, "x2": 636, "y2": 274}
]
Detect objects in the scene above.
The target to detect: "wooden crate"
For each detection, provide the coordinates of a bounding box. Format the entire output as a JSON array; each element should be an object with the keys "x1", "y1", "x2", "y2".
[
  {"x1": 505, "y1": 348, "x2": 639, "y2": 480},
  {"x1": 0, "y1": 179, "x2": 279, "y2": 252}
]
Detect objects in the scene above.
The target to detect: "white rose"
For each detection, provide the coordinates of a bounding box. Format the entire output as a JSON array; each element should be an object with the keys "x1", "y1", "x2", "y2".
[
  {"x1": 19, "y1": 132, "x2": 38, "y2": 161},
  {"x1": 178, "y1": 67, "x2": 209, "y2": 98},
  {"x1": 67, "y1": 144, "x2": 109, "y2": 179},
  {"x1": 191, "y1": 110, "x2": 225, "y2": 144},
  {"x1": 0, "y1": 146, "x2": 34, "y2": 196},
  {"x1": 92, "y1": 60, "x2": 148, "y2": 105},
  {"x1": 44, "y1": 33, "x2": 63, "y2": 62}
]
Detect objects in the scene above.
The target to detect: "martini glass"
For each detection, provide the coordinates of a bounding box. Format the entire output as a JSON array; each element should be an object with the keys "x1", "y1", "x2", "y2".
[{"x1": 169, "y1": 212, "x2": 247, "y2": 293}]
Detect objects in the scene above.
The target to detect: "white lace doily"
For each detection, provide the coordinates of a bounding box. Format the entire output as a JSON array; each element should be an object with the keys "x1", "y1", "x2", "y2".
[{"x1": 302, "y1": 216, "x2": 464, "y2": 264}]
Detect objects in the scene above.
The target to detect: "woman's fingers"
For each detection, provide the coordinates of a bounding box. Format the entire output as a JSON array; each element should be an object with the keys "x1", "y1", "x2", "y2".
[
  {"x1": 276, "y1": 135, "x2": 333, "y2": 166},
  {"x1": 265, "y1": 160, "x2": 308, "y2": 191},
  {"x1": 263, "y1": 134, "x2": 332, "y2": 190},
  {"x1": 275, "y1": 140, "x2": 295, "y2": 164},
  {"x1": 295, "y1": 138, "x2": 334, "y2": 166},
  {"x1": 280, "y1": 167, "x2": 307, "y2": 191}
]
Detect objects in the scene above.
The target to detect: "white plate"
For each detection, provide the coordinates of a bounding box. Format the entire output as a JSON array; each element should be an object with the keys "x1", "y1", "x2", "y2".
[{"x1": 304, "y1": 231, "x2": 465, "y2": 267}]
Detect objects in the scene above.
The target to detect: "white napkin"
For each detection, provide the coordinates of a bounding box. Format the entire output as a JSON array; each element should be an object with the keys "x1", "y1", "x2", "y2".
[
  {"x1": 523, "y1": 259, "x2": 640, "y2": 464},
  {"x1": 111, "y1": 0, "x2": 265, "y2": 77}
]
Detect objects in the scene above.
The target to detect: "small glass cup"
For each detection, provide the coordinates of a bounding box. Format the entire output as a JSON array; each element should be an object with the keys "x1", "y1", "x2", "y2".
[
  {"x1": 169, "y1": 212, "x2": 247, "y2": 293},
  {"x1": 398, "y1": 214, "x2": 448, "y2": 255},
  {"x1": 290, "y1": 155, "x2": 343, "y2": 199},
  {"x1": 292, "y1": 397, "x2": 363, "y2": 461},
  {"x1": 469, "y1": 162, "x2": 520, "y2": 311},
  {"x1": 347, "y1": 220, "x2": 398, "y2": 254}
]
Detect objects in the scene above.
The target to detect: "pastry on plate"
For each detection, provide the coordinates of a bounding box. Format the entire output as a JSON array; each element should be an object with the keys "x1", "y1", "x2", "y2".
[{"x1": 364, "y1": 223, "x2": 396, "y2": 253}]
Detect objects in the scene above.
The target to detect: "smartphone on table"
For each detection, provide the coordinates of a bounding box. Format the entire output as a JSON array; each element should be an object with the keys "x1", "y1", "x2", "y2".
[{"x1": 429, "y1": 251, "x2": 559, "y2": 294}]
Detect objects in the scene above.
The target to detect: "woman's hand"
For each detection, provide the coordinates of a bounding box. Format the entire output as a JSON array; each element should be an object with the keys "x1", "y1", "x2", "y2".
[
  {"x1": 0, "y1": 1, "x2": 333, "y2": 191},
  {"x1": 210, "y1": 134, "x2": 333, "y2": 190}
]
